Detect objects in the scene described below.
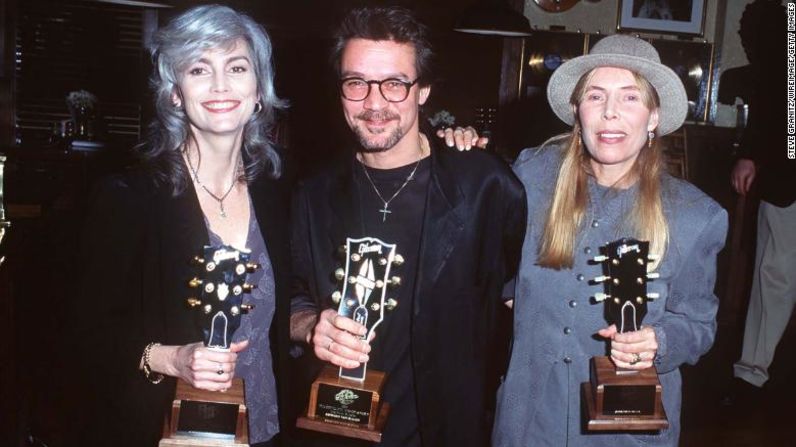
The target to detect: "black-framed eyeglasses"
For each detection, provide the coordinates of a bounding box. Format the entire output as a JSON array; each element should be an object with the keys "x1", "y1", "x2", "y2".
[{"x1": 339, "y1": 77, "x2": 419, "y2": 103}]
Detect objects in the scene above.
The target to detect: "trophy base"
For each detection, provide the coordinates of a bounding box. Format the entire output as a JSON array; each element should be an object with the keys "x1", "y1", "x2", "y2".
[
  {"x1": 160, "y1": 378, "x2": 248, "y2": 447},
  {"x1": 582, "y1": 356, "x2": 668, "y2": 431},
  {"x1": 296, "y1": 365, "x2": 389, "y2": 442}
]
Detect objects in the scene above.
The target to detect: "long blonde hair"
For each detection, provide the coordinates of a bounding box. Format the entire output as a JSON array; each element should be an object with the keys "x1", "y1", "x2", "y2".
[{"x1": 538, "y1": 69, "x2": 668, "y2": 270}]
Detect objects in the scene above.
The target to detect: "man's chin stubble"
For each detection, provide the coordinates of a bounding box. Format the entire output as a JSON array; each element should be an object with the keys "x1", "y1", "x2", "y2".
[{"x1": 354, "y1": 127, "x2": 403, "y2": 153}]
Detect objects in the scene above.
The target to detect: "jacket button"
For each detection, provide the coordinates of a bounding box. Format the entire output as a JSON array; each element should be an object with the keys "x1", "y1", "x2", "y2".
[
  {"x1": 569, "y1": 300, "x2": 577, "y2": 308},
  {"x1": 576, "y1": 274, "x2": 585, "y2": 281},
  {"x1": 591, "y1": 220, "x2": 599, "y2": 228},
  {"x1": 563, "y1": 356, "x2": 572, "y2": 364},
  {"x1": 564, "y1": 327, "x2": 572, "y2": 335}
]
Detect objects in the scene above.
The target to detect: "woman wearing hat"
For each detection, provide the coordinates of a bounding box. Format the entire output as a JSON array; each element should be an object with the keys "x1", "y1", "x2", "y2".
[{"x1": 492, "y1": 35, "x2": 727, "y2": 446}]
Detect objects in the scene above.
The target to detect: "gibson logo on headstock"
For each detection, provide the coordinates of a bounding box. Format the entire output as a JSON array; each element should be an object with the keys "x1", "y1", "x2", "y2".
[
  {"x1": 212, "y1": 248, "x2": 241, "y2": 264},
  {"x1": 358, "y1": 243, "x2": 383, "y2": 255},
  {"x1": 616, "y1": 243, "x2": 641, "y2": 257}
]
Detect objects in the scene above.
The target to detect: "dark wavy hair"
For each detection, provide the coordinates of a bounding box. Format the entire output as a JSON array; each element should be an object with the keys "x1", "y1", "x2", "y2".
[
  {"x1": 140, "y1": 4, "x2": 287, "y2": 195},
  {"x1": 331, "y1": 6, "x2": 434, "y2": 86}
]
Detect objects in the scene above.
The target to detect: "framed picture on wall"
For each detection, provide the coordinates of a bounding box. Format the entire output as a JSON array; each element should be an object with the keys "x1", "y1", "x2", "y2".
[
  {"x1": 617, "y1": 0, "x2": 707, "y2": 36},
  {"x1": 515, "y1": 31, "x2": 588, "y2": 147},
  {"x1": 648, "y1": 38, "x2": 715, "y2": 122}
]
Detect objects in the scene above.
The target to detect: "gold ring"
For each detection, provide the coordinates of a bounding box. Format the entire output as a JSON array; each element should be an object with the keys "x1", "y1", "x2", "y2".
[{"x1": 630, "y1": 353, "x2": 642, "y2": 365}]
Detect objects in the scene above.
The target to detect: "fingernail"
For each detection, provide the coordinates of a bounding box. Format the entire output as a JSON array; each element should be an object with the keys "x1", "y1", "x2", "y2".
[{"x1": 359, "y1": 355, "x2": 369, "y2": 363}]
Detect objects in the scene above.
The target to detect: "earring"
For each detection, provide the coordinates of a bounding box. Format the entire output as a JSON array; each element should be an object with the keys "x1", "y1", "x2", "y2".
[
  {"x1": 647, "y1": 130, "x2": 655, "y2": 148},
  {"x1": 253, "y1": 101, "x2": 263, "y2": 114}
]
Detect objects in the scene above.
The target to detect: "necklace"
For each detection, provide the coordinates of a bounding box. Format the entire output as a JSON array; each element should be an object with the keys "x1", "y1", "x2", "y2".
[
  {"x1": 186, "y1": 153, "x2": 238, "y2": 218},
  {"x1": 360, "y1": 153, "x2": 424, "y2": 222}
]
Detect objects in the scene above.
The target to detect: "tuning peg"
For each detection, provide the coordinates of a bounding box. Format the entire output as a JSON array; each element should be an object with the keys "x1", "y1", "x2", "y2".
[
  {"x1": 334, "y1": 268, "x2": 345, "y2": 281},
  {"x1": 648, "y1": 254, "x2": 660, "y2": 261},
  {"x1": 331, "y1": 291, "x2": 342, "y2": 304},
  {"x1": 370, "y1": 303, "x2": 381, "y2": 311},
  {"x1": 647, "y1": 272, "x2": 660, "y2": 280},
  {"x1": 188, "y1": 277, "x2": 203, "y2": 288},
  {"x1": 203, "y1": 304, "x2": 212, "y2": 314},
  {"x1": 647, "y1": 292, "x2": 660, "y2": 300},
  {"x1": 392, "y1": 254, "x2": 404, "y2": 266},
  {"x1": 241, "y1": 303, "x2": 255, "y2": 313},
  {"x1": 242, "y1": 283, "x2": 256, "y2": 293},
  {"x1": 388, "y1": 276, "x2": 401, "y2": 287},
  {"x1": 384, "y1": 298, "x2": 398, "y2": 311},
  {"x1": 593, "y1": 275, "x2": 610, "y2": 283},
  {"x1": 351, "y1": 253, "x2": 362, "y2": 262},
  {"x1": 592, "y1": 255, "x2": 608, "y2": 263},
  {"x1": 186, "y1": 297, "x2": 202, "y2": 307},
  {"x1": 593, "y1": 293, "x2": 610, "y2": 302}
]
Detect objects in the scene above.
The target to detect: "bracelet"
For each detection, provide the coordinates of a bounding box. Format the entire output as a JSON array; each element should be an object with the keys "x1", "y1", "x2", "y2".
[{"x1": 142, "y1": 342, "x2": 165, "y2": 384}]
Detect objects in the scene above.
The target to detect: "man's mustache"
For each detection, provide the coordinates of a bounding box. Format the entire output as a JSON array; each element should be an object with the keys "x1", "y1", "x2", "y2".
[{"x1": 356, "y1": 110, "x2": 400, "y2": 121}]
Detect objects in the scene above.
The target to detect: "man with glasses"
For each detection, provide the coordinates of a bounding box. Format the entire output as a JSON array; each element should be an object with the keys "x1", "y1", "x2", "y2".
[{"x1": 289, "y1": 6, "x2": 526, "y2": 447}]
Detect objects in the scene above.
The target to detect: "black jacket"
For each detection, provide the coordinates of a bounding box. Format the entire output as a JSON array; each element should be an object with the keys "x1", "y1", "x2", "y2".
[
  {"x1": 73, "y1": 166, "x2": 293, "y2": 447},
  {"x1": 290, "y1": 142, "x2": 527, "y2": 447}
]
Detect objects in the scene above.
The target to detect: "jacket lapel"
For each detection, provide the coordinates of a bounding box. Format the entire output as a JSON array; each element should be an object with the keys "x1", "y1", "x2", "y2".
[
  {"x1": 414, "y1": 147, "x2": 465, "y2": 314},
  {"x1": 160, "y1": 180, "x2": 208, "y2": 259},
  {"x1": 329, "y1": 157, "x2": 365, "y2": 242}
]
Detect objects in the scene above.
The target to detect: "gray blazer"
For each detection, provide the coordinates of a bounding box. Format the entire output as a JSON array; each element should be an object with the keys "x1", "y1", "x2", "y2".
[{"x1": 493, "y1": 146, "x2": 728, "y2": 447}]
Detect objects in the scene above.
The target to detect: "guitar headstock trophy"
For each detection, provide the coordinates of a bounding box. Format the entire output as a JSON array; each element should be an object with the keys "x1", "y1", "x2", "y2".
[
  {"x1": 582, "y1": 238, "x2": 669, "y2": 431},
  {"x1": 297, "y1": 237, "x2": 402, "y2": 442},
  {"x1": 160, "y1": 245, "x2": 258, "y2": 447}
]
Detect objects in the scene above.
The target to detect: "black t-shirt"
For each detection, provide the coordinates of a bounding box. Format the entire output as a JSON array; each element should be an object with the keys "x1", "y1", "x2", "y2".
[{"x1": 353, "y1": 156, "x2": 431, "y2": 447}]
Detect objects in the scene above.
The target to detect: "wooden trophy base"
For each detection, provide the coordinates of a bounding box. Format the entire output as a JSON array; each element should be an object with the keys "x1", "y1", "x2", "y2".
[
  {"x1": 159, "y1": 378, "x2": 248, "y2": 447},
  {"x1": 296, "y1": 365, "x2": 390, "y2": 442},
  {"x1": 582, "y1": 356, "x2": 668, "y2": 431}
]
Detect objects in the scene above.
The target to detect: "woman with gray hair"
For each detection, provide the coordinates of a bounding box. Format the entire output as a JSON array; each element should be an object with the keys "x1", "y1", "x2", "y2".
[
  {"x1": 78, "y1": 5, "x2": 290, "y2": 446},
  {"x1": 492, "y1": 35, "x2": 727, "y2": 446}
]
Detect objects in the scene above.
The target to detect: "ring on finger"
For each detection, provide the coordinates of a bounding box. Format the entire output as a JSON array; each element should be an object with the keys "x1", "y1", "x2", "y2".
[
  {"x1": 216, "y1": 362, "x2": 224, "y2": 375},
  {"x1": 630, "y1": 353, "x2": 642, "y2": 365},
  {"x1": 328, "y1": 340, "x2": 335, "y2": 351}
]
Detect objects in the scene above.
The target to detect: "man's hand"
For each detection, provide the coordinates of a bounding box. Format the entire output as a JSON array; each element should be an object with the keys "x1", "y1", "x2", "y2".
[
  {"x1": 311, "y1": 308, "x2": 372, "y2": 369},
  {"x1": 436, "y1": 126, "x2": 489, "y2": 151},
  {"x1": 731, "y1": 158, "x2": 756, "y2": 195}
]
